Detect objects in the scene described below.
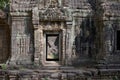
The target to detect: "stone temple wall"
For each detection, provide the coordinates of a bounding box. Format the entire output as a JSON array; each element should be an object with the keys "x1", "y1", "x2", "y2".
[{"x1": 1, "y1": 0, "x2": 119, "y2": 79}]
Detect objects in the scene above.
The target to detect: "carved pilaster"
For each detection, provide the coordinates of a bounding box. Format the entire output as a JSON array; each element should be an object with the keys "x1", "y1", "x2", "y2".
[{"x1": 10, "y1": 13, "x2": 33, "y2": 65}]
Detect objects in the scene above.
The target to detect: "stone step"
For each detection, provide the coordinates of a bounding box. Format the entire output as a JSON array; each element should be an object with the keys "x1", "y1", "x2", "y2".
[{"x1": 95, "y1": 64, "x2": 120, "y2": 69}]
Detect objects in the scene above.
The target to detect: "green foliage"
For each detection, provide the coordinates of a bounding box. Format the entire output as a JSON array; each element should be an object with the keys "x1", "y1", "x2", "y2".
[
  {"x1": 0, "y1": 0, "x2": 9, "y2": 9},
  {"x1": 44, "y1": 77, "x2": 48, "y2": 80},
  {"x1": 113, "y1": 76, "x2": 119, "y2": 80},
  {"x1": 1, "y1": 64, "x2": 7, "y2": 70}
]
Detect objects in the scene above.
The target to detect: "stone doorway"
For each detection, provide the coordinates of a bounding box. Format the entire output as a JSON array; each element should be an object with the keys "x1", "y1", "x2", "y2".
[{"x1": 34, "y1": 22, "x2": 66, "y2": 66}]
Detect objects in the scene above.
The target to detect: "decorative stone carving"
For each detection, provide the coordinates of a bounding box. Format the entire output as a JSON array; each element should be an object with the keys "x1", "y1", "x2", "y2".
[
  {"x1": 39, "y1": 8, "x2": 66, "y2": 21},
  {"x1": 38, "y1": 0, "x2": 66, "y2": 21},
  {"x1": 39, "y1": 0, "x2": 59, "y2": 9},
  {"x1": 104, "y1": 22, "x2": 114, "y2": 54},
  {"x1": 50, "y1": 0, "x2": 59, "y2": 7}
]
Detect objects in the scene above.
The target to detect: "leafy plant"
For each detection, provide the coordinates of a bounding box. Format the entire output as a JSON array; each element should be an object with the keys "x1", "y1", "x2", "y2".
[
  {"x1": 44, "y1": 77, "x2": 48, "y2": 80},
  {"x1": 1, "y1": 64, "x2": 7, "y2": 70},
  {"x1": 0, "y1": 0, "x2": 9, "y2": 9},
  {"x1": 113, "y1": 76, "x2": 119, "y2": 80}
]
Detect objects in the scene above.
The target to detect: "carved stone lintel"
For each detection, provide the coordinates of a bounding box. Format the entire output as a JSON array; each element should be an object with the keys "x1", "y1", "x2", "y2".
[{"x1": 39, "y1": 8, "x2": 66, "y2": 21}]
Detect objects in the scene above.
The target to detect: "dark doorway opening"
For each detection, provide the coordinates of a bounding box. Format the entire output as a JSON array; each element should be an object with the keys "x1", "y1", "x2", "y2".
[
  {"x1": 0, "y1": 17, "x2": 10, "y2": 63},
  {"x1": 117, "y1": 30, "x2": 120, "y2": 50},
  {"x1": 46, "y1": 34, "x2": 59, "y2": 61},
  {"x1": 0, "y1": 26, "x2": 10, "y2": 63}
]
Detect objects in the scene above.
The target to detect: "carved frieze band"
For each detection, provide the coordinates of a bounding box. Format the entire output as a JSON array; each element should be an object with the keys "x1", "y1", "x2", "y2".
[{"x1": 10, "y1": 12, "x2": 31, "y2": 17}]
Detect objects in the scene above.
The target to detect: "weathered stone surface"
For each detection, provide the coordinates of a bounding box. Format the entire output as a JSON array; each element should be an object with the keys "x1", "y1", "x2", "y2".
[
  {"x1": 0, "y1": 68, "x2": 120, "y2": 80},
  {"x1": 0, "y1": 0, "x2": 118, "y2": 79}
]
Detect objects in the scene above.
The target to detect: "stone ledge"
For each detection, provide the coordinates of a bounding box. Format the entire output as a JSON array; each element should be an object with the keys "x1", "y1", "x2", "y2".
[{"x1": 0, "y1": 68, "x2": 120, "y2": 80}]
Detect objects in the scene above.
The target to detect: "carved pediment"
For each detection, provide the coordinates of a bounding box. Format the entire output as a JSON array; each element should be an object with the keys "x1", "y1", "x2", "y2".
[
  {"x1": 39, "y1": 0, "x2": 66, "y2": 21},
  {"x1": 39, "y1": 8, "x2": 66, "y2": 21}
]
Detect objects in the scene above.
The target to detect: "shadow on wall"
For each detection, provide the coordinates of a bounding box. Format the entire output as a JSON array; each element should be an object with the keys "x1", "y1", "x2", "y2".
[
  {"x1": 75, "y1": 15, "x2": 96, "y2": 57},
  {"x1": 24, "y1": 17, "x2": 34, "y2": 62},
  {"x1": 72, "y1": 0, "x2": 104, "y2": 67}
]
